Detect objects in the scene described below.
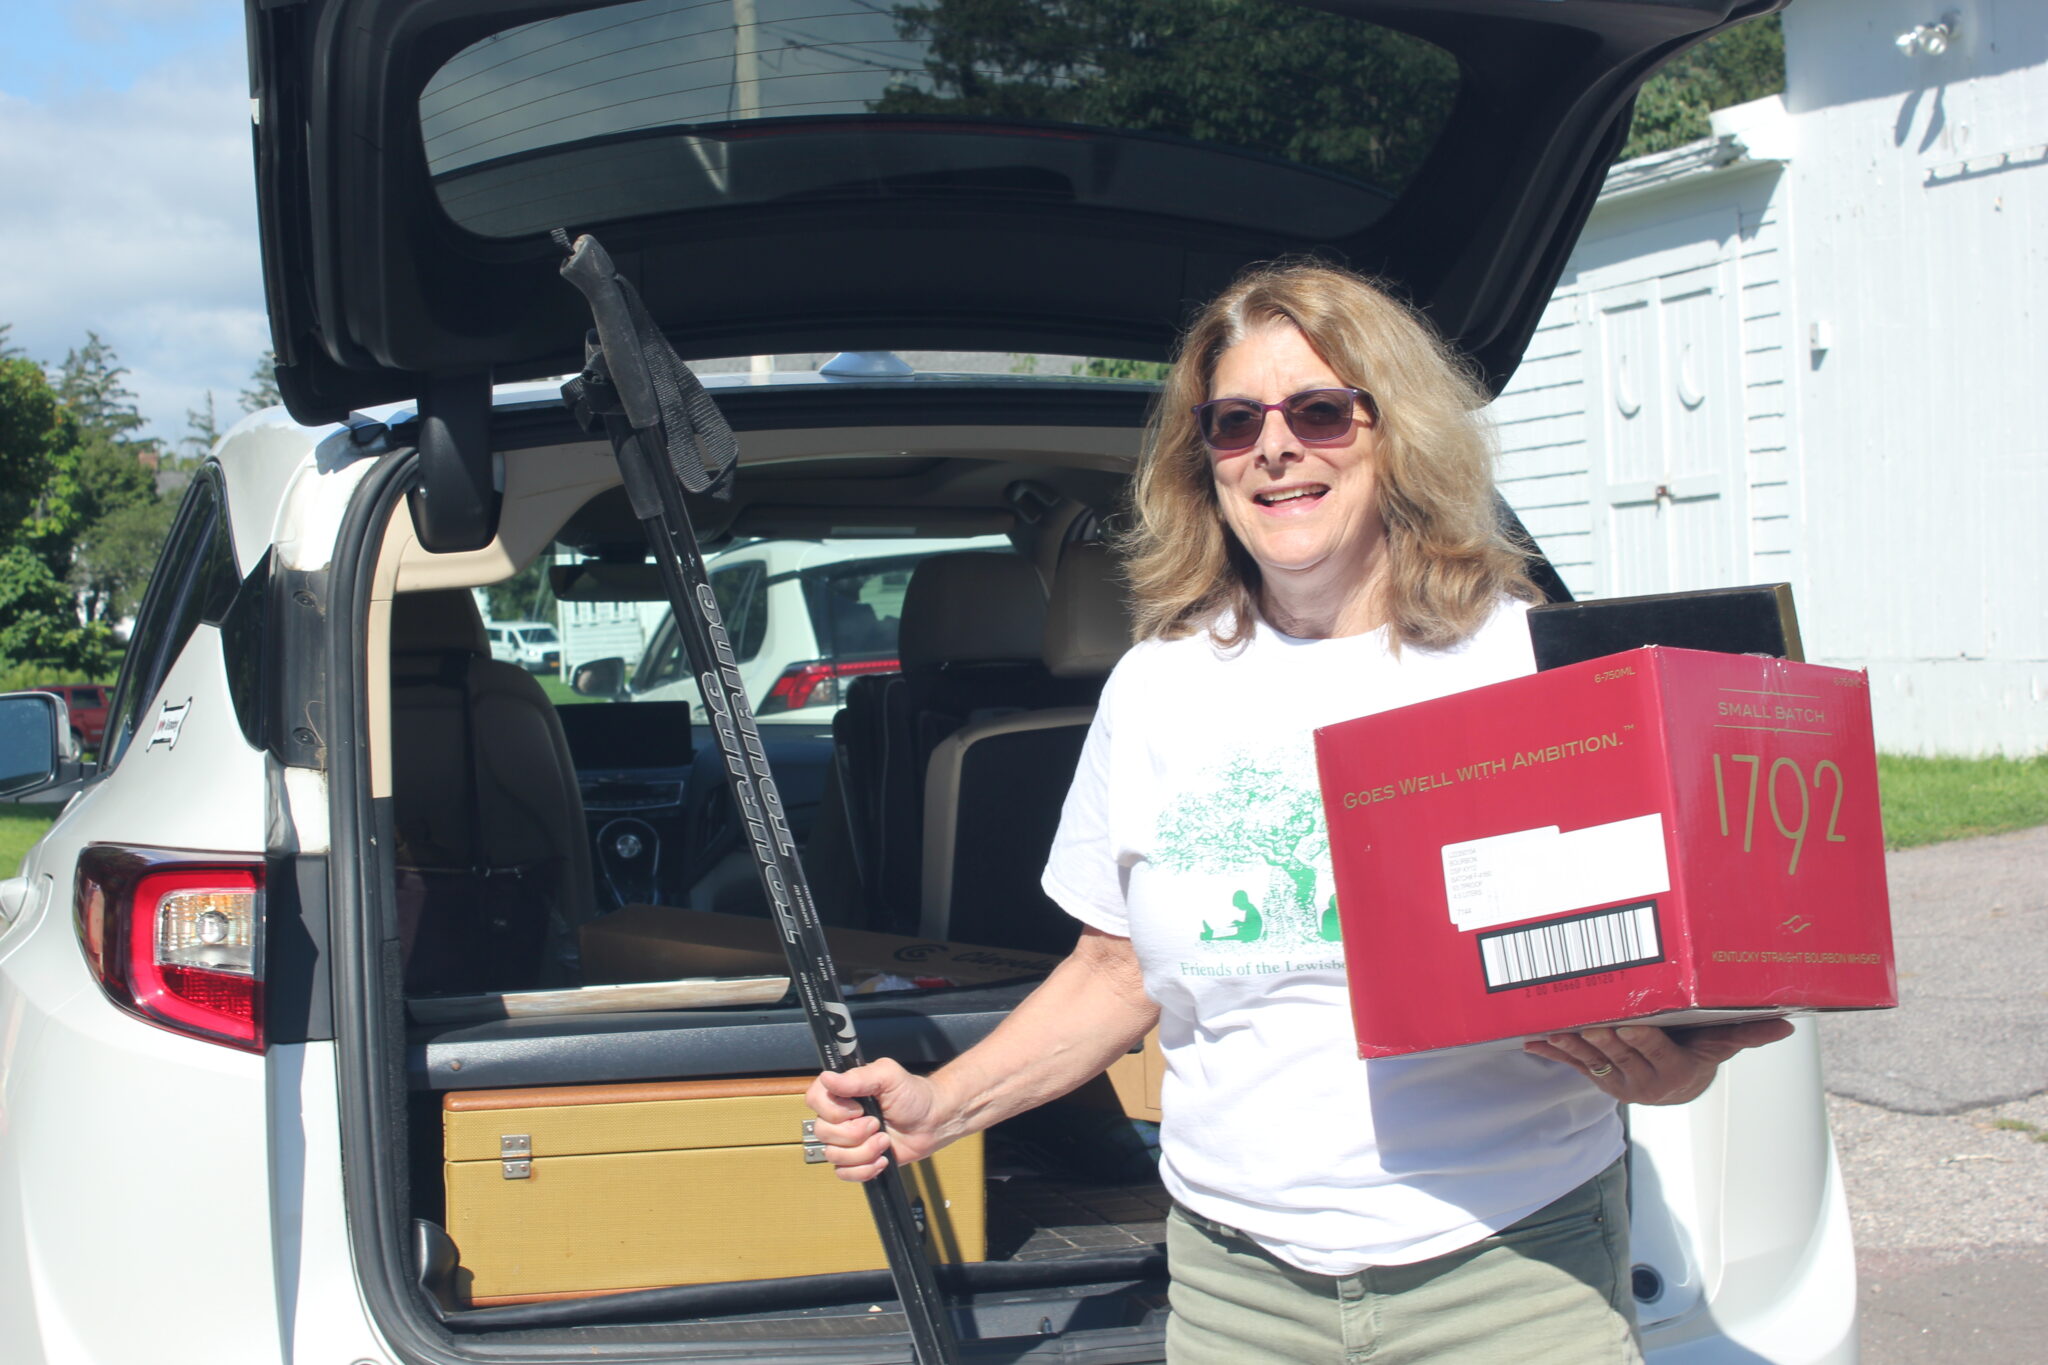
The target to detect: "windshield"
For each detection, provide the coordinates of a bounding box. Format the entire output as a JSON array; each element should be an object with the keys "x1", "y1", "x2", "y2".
[
  {"x1": 554, "y1": 534, "x2": 1014, "y2": 723},
  {"x1": 420, "y1": 0, "x2": 1458, "y2": 240}
]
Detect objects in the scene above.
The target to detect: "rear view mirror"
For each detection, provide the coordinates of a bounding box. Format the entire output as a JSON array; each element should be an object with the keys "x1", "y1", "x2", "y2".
[
  {"x1": 572, "y1": 658, "x2": 628, "y2": 700},
  {"x1": 550, "y1": 562, "x2": 668, "y2": 602},
  {"x1": 405, "y1": 371, "x2": 501, "y2": 554},
  {"x1": 0, "y1": 693, "x2": 66, "y2": 799}
]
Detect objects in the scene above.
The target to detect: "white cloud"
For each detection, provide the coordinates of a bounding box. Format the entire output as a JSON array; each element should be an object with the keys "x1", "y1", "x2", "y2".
[
  {"x1": 67, "y1": 1, "x2": 231, "y2": 53},
  {"x1": 0, "y1": 35, "x2": 269, "y2": 446}
]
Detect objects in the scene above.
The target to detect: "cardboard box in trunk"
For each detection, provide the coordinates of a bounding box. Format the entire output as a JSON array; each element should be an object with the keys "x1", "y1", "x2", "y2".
[
  {"x1": 443, "y1": 1076, "x2": 984, "y2": 1304},
  {"x1": 581, "y1": 904, "x2": 1061, "y2": 990},
  {"x1": 1315, "y1": 646, "x2": 1896, "y2": 1057}
]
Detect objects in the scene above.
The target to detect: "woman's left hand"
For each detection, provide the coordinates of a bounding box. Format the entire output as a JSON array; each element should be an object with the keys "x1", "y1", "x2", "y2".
[{"x1": 1523, "y1": 1018, "x2": 1796, "y2": 1106}]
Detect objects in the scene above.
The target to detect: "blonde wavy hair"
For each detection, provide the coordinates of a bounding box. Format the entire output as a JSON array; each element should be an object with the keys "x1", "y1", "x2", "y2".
[{"x1": 1121, "y1": 258, "x2": 1538, "y2": 650}]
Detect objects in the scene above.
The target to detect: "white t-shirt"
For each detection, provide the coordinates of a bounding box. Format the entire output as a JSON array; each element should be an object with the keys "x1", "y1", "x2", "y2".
[{"x1": 1042, "y1": 600, "x2": 1623, "y2": 1274}]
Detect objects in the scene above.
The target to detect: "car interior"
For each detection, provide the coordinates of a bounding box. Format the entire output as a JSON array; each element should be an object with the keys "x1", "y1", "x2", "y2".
[{"x1": 371, "y1": 393, "x2": 1175, "y2": 1334}]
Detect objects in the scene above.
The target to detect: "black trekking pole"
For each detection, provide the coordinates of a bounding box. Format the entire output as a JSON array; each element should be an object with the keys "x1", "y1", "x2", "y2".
[{"x1": 554, "y1": 231, "x2": 962, "y2": 1365}]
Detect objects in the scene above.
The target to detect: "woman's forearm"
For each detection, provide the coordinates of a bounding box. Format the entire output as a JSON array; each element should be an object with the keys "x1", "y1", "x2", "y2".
[{"x1": 926, "y1": 926, "x2": 1158, "y2": 1144}]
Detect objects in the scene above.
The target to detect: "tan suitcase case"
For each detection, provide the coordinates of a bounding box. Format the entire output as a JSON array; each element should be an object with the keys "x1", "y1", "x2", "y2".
[{"x1": 443, "y1": 1076, "x2": 984, "y2": 1305}]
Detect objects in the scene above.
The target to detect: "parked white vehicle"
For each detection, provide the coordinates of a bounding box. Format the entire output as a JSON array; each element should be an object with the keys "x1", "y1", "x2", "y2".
[
  {"x1": 0, "y1": 3, "x2": 1854, "y2": 1363},
  {"x1": 485, "y1": 619, "x2": 561, "y2": 674},
  {"x1": 617, "y1": 536, "x2": 1010, "y2": 723}
]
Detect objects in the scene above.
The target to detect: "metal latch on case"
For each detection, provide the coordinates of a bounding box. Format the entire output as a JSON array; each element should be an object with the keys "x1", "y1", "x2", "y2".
[{"x1": 501, "y1": 1133, "x2": 532, "y2": 1179}]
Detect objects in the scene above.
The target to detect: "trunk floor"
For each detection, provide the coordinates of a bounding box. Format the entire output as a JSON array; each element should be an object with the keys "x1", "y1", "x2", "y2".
[{"x1": 985, "y1": 1176, "x2": 1171, "y2": 1262}]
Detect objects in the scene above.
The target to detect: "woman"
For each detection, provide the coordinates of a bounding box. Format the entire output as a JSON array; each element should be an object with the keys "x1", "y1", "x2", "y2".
[{"x1": 805, "y1": 260, "x2": 1791, "y2": 1362}]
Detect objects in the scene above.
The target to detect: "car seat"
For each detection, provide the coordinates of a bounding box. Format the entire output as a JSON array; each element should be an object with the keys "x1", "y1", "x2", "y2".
[
  {"x1": 919, "y1": 542, "x2": 1132, "y2": 953},
  {"x1": 829, "y1": 551, "x2": 1098, "y2": 933},
  {"x1": 388, "y1": 589, "x2": 595, "y2": 994}
]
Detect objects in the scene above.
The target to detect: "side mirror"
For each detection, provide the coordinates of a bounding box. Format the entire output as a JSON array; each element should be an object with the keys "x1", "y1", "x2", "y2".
[
  {"x1": 572, "y1": 657, "x2": 628, "y2": 700},
  {"x1": 0, "y1": 692, "x2": 67, "y2": 799}
]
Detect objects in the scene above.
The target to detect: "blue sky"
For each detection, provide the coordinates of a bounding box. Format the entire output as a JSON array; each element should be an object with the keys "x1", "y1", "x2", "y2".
[
  {"x1": 0, "y1": 4, "x2": 243, "y2": 98},
  {"x1": 1, "y1": 2, "x2": 264, "y2": 447}
]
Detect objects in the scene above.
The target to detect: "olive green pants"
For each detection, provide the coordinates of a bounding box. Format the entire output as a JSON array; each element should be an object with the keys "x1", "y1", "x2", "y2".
[{"x1": 1165, "y1": 1160, "x2": 1643, "y2": 1365}]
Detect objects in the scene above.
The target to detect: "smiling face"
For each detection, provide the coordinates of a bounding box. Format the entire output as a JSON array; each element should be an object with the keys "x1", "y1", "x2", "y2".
[{"x1": 1207, "y1": 319, "x2": 1387, "y2": 637}]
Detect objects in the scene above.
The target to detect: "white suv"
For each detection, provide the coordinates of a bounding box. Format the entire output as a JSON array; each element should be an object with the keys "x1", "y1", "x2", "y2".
[
  {"x1": 0, "y1": 3, "x2": 1853, "y2": 1363},
  {"x1": 615, "y1": 535, "x2": 1011, "y2": 722}
]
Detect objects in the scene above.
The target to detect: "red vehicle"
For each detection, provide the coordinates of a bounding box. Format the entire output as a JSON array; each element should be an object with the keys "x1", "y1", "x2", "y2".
[{"x1": 31, "y1": 683, "x2": 109, "y2": 752}]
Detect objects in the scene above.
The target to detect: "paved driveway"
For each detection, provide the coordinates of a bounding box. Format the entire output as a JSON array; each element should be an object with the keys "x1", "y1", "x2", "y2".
[{"x1": 1816, "y1": 825, "x2": 2048, "y2": 1363}]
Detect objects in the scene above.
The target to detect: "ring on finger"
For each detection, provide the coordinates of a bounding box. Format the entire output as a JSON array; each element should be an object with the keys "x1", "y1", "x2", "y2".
[{"x1": 1588, "y1": 1063, "x2": 1615, "y2": 1078}]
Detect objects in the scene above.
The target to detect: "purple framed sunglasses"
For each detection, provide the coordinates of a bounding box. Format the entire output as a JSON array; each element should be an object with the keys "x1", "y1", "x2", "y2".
[{"x1": 1191, "y1": 387, "x2": 1377, "y2": 452}]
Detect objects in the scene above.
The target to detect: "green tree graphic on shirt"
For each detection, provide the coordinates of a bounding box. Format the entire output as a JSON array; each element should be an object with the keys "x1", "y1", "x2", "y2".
[{"x1": 1156, "y1": 751, "x2": 1339, "y2": 949}]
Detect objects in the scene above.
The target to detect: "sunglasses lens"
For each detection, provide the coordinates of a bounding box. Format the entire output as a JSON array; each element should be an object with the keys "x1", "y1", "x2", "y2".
[
  {"x1": 1197, "y1": 390, "x2": 1365, "y2": 449},
  {"x1": 1285, "y1": 391, "x2": 1356, "y2": 440},
  {"x1": 1202, "y1": 401, "x2": 1264, "y2": 450}
]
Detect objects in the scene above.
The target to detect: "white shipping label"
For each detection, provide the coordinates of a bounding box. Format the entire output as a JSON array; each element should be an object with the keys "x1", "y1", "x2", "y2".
[{"x1": 1442, "y1": 814, "x2": 1670, "y2": 932}]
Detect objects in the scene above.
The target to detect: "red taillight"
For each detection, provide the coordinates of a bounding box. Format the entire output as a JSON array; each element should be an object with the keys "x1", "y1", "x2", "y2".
[
  {"x1": 760, "y1": 661, "x2": 838, "y2": 713},
  {"x1": 755, "y1": 657, "x2": 900, "y2": 715},
  {"x1": 76, "y1": 847, "x2": 264, "y2": 1052}
]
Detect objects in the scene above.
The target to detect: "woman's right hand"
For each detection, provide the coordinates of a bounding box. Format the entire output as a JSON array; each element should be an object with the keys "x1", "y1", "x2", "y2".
[
  {"x1": 803, "y1": 929, "x2": 1156, "y2": 1183},
  {"x1": 803, "y1": 1058, "x2": 952, "y2": 1182}
]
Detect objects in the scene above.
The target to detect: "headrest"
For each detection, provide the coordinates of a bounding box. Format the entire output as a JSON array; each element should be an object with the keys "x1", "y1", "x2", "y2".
[
  {"x1": 898, "y1": 553, "x2": 1048, "y2": 671},
  {"x1": 1043, "y1": 542, "x2": 1133, "y2": 679},
  {"x1": 390, "y1": 589, "x2": 489, "y2": 657}
]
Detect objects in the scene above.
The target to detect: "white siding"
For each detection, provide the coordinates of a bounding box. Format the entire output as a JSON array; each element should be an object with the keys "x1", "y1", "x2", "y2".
[
  {"x1": 1783, "y1": 0, "x2": 2048, "y2": 754},
  {"x1": 1495, "y1": 0, "x2": 2048, "y2": 754},
  {"x1": 1494, "y1": 292, "x2": 1596, "y2": 595},
  {"x1": 560, "y1": 600, "x2": 669, "y2": 680},
  {"x1": 1495, "y1": 162, "x2": 1792, "y2": 605}
]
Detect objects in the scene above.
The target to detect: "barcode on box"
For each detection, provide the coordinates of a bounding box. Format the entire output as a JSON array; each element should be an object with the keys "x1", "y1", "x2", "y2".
[{"x1": 1478, "y1": 901, "x2": 1662, "y2": 992}]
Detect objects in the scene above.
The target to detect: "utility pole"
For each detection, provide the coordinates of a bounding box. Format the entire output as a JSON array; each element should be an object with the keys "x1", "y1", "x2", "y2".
[{"x1": 734, "y1": 0, "x2": 773, "y2": 378}]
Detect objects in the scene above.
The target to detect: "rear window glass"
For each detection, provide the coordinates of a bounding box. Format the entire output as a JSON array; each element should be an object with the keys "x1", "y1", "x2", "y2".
[
  {"x1": 420, "y1": 0, "x2": 1458, "y2": 240},
  {"x1": 632, "y1": 559, "x2": 768, "y2": 693},
  {"x1": 799, "y1": 556, "x2": 926, "y2": 661}
]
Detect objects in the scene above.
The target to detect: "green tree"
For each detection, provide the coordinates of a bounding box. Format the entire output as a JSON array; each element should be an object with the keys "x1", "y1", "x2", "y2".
[
  {"x1": 874, "y1": 0, "x2": 1458, "y2": 192},
  {"x1": 485, "y1": 557, "x2": 556, "y2": 624},
  {"x1": 240, "y1": 351, "x2": 281, "y2": 414},
  {"x1": 71, "y1": 498, "x2": 177, "y2": 624},
  {"x1": 1076, "y1": 357, "x2": 1171, "y2": 381},
  {"x1": 1153, "y1": 750, "x2": 1332, "y2": 947},
  {"x1": 181, "y1": 392, "x2": 222, "y2": 463},
  {"x1": 55, "y1": 333, "x2": 155, "y2": 453},
  {"x1": 0, "y1": 324, "x2": 24, "y2": 361},
  {"x1": 0, "y1": 342, "x2": 120, "y2": 675},
  {"x1": 39, "y1": 336, "x2": 166, "y2": 629},
  {"x1": 1, "y1": 356, "x2": 73, "y2": 538},
  {"x1": 0, "y1": 544, "x2": 111, "y2": 676},
  {"x1": 1621, "y1": 15, "x2": 1784, "y2": 161},
  {"x1": 55, "y1": 432, "x2": 163, "y2": 625}
]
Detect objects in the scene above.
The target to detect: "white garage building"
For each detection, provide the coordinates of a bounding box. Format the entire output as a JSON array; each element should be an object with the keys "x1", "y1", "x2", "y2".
[{"x1": 1494, "y1": 0, "x2": 2047, "y2": 756}]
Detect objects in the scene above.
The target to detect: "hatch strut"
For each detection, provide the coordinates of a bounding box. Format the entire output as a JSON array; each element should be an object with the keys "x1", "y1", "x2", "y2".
[{"x1": 554, "y1": 232, "x2": 961, "y2": 1365}]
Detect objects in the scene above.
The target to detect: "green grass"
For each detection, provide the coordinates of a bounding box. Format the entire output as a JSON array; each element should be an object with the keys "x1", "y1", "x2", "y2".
[
  {"x1": 538, "y1": 677, "x2": 603, "y2": 706},
  {"x1": 1877, "y1": 754, "x2": 2048, "y2": 849},
  {"x1": 1987, "y1": 1118, "x2": 2048, "y2": 1145},
  {"x1": 0, "y1": 804, "x2": 61, "y2": 874},
  {"x1": 5, "y1": 745, "x2": 2037, "y2": 874}
]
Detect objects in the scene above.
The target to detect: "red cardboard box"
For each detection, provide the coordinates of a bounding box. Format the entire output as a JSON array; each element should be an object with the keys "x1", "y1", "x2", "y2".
[{"x1": 1315, "y1": 647, "x2": 1896, "y2": 1058}]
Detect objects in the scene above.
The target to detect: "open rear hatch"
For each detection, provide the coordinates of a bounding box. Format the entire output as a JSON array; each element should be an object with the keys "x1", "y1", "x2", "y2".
[
  {"x1": 257, "y1": 1, "x2": 1787, "y2": 1359},
  {"x1": 249, "y1": 0, "x2": 1783, "y2": 423}
]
